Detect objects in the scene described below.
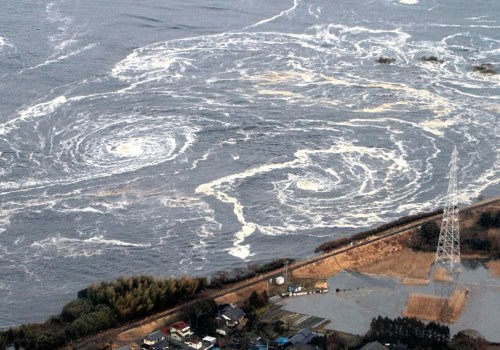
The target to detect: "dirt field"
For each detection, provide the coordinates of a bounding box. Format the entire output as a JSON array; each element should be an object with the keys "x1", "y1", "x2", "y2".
[
  {"x1": 116, "y1": 314, "x2": 179, "y2": 343},
  {"x1": 357, "y1": 249, "x2": 435, "y2": 282},
  {"x1": 404, "y1": 288, "x2": 468, "y2": 323},
  {"x1": 215, "y1": 281, "x2": 268, "y2": 305},
  {"x1": 291, "y1": 232, "x2": 434, "y2": 281}
]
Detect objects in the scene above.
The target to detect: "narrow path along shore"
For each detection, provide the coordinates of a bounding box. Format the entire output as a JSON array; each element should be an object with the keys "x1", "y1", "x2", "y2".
[{"x1": 74, "y1": 195, "x2": 500, "y2": 349}]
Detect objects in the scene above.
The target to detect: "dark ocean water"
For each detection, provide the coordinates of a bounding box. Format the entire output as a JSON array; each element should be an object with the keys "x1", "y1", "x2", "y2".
[{"x1": 0, "y1": 0, "x2": 498, "y2": 326}]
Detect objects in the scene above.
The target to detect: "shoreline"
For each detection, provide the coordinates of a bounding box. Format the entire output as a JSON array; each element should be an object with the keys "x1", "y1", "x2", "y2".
[{"x1": 73, "y1": 195, "x2": 500, "y2": 349}]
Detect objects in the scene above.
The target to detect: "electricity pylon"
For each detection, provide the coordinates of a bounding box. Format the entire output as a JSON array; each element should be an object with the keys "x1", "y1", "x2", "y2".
[{"x1": 435, "y1": 146, "x2": 461, "y2": 272}]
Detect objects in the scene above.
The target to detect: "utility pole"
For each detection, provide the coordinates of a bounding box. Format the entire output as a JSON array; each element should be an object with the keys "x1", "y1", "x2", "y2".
[
  {"x1": 435, "y1": 146, "x2": 461, "y2": 272},
  {"x1": 284, "y1": 261, "x2": 289, "y2": 282}
]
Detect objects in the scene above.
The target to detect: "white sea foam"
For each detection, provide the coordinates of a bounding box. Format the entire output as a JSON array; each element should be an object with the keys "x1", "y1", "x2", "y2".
[
  {"x1": 243, "y1": 0, "x2": 301, "y2": 30},
  {"x1": 196, "y1": 140, "x2": 419, "y2": 259},
  {"x1": 26, "y1": 43, "x2": 96, "y2": 71},
  {"x1": 31, "y1": 234, "x2": 151, "y2": 258}
]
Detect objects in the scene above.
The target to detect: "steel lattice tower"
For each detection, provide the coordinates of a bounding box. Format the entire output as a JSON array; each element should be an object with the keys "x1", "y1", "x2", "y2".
[{"x1": 435, "y1": 146, "x2": 461, "y2": 271}]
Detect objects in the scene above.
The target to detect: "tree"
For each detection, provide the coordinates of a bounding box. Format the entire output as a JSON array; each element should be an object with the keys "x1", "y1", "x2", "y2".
[
  {"x1": 479, "y1": 212, "x2": 493, "y2": 228},
  {"x1": 60, "y1": 299, "x2": 93, "y2": 322},
  {"x1": 0, "y1": 334, "x2": 6, "y2": 350},
  {"x1": 248, "y1": 290, "x2": 268, "y2": 309},
  {"x1": 420, "y1": 221, "x2": 440, "y2": 245},
  {"x1": 185, "y1": 299, "x2": 217, "y2": 333}
]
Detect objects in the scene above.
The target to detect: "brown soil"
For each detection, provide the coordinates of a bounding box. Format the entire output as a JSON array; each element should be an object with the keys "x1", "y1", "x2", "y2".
[
  {"x1": 116, "y1": 314, "x2": 177, "y2": 342},
  {"x1": 215, "y1": 281, "x2": 267, "y2": 305},
  {"x1": 357, "y1": 249, "x2": 435, "y2": 281},
  {"x1": 403, "y1": 288, "x2": 468, "y2": 323},
  {"x1": 486, "y1": 260, "x2": 500, "y2": 277},
  {"x1": 292, "y1": 233, "x2": 418, "y2": 279}
]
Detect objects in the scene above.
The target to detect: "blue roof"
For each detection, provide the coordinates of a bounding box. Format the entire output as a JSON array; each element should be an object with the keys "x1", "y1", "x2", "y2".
[{"x1": 275, "y1": 337, "x2": 289, "y2": 344}]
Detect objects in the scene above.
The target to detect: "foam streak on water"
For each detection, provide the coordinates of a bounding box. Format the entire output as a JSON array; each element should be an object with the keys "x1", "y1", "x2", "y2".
[{"x1": 0, "y1": 0, "x2": 498, "y2": 327}]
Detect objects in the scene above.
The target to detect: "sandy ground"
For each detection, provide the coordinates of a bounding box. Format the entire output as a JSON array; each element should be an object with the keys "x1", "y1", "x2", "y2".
[{"x1": 486, "y1": 260, "x2": 500, "y2": 277}]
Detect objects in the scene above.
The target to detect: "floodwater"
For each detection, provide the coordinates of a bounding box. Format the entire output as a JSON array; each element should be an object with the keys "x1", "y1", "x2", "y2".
[{"x1": 283, "y1": 261, "x2": 500, "y2": 341}]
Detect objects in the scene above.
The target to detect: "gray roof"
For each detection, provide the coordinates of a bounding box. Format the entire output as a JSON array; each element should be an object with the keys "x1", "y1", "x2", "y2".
[
  {"x1": 151, "y1": 338, "x2": 170, "y2": 350},
  {"x1": 359, "y1": 342, "x2": 388, "y2": 350},
  {"x1": 146, "y1": 330, "x2": 165, "y2": 342},
  {"x1": 116, "y1": 346, "x2": 132, "y2": 350},
  {"x1": 289, "y1": 328, "x2": 315, "y2": 345},
  {"x1": 221, "y1": 305, "x2": 245, "y2": 321}
]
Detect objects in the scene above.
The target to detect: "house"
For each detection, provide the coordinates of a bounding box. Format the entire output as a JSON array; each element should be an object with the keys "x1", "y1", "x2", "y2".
[
  {"x1": 220, "y1": 304, "x2": 245, "y2": 327},
  {"x1": 275, "y1": 276, "x2": 285, "y2": 285},
  {"x1": 288, "y1": 284, "x2": 303, "y2": 293},
  {"x1": 288, "y1": 328, "x2": 315, "y2": 345},
  {"x1": 150, "y1": 339, "x2": 169, "y2": 350},
  {"x1": 170, "y1": 321, "x2": 193, "y2": 341},
  {"x1": 144, "y1": 330, "x2": 166, "y2": 346},
  {"x1": 202, "y1": 336, "x2": 217, "y2": 350},
  {"x1": 184, "y1": 335, "x2": 202, "y2": 349}
]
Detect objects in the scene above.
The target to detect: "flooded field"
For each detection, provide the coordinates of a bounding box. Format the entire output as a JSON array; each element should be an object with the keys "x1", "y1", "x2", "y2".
[{"x1": 284, "y1": 261, "x2": 500, "y2": 342}]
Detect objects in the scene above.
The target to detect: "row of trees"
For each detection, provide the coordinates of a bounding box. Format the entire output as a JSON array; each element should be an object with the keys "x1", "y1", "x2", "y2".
[
  {"x1": 368, "y1": 316, "x2": 450, "y2": 348},
  {"x1": 1, "y1": 275, "x2": 207, "y2": 350},
  {"x1": 412, "y1": 212, "x2": 499, "y2": 255},
  {"x1": 316, "y1": 209, "x2": 443, "y2": 253},
  {"x1": 0, "y1": 257, "x2": 293, "y2": 350}
]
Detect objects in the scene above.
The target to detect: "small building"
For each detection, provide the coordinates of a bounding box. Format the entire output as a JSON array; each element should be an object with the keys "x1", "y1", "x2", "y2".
[
  {"x1": 220, "y1": 304, "x2": 245, "y2": 327},
  {"x1": 202, "y1": 336, "x2": 217, "y2": 350},
  {"x1": 215, "y1": 327, "x2": 227, "y2": 336},
  {"x1": 144, "y1": 330, "x2": 166, "y2": 346},
  {"x1": 288, "y1": 284, "x2": 303, "y2": 293},
  {"x1": 150, "y1": 339, "x2": 169, "y2": 350},
  {"x1": 184, "y1": 335, "x2": 202, "y2": 349},
  {"x1": 275, "y1": 276, "x2": 285, "y2": 285},
  {"x1": 288, "y1": 328, "x2": 315, "y2": 345},
  {"x1": 170, "y1": 321, "x2": 193, "y2": 341}
]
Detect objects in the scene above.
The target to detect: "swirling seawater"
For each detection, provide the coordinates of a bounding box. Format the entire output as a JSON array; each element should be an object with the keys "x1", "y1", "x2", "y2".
[{"x1": 0, "y1": 0, "x2": 498, "y2": 326}]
